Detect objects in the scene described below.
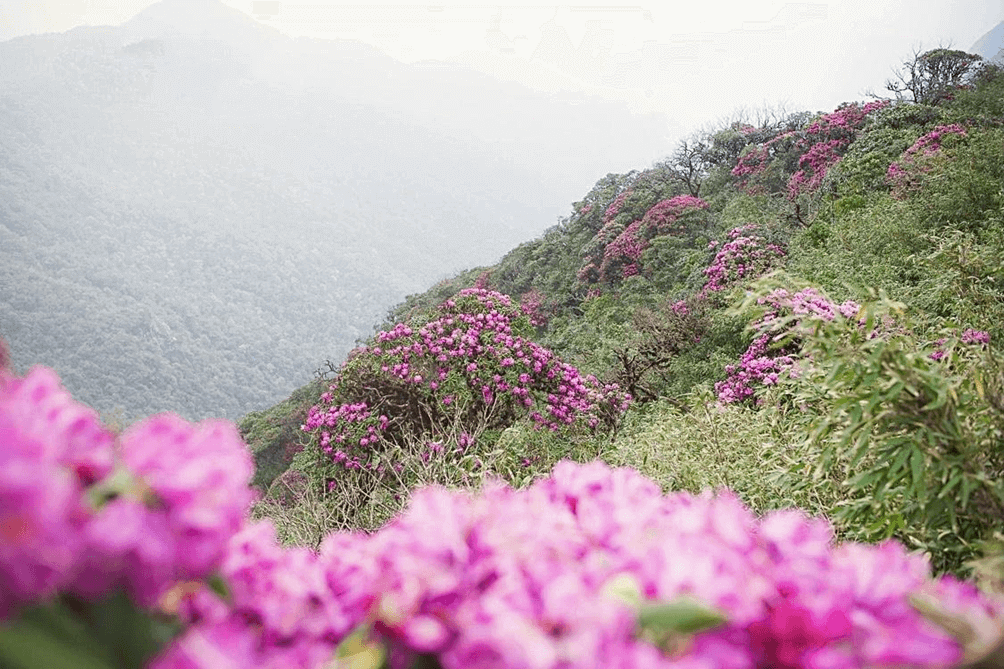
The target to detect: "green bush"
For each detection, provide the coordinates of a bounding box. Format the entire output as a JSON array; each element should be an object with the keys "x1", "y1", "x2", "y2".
[{"x1": 772, "y1": 297, "x2": 1004, "y2": 574}]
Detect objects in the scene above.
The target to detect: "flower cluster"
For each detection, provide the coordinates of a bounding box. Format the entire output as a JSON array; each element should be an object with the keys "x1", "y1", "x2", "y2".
[
  {"x1": 887, "y1": 124, "x2": 968, "y2": 197},
  {"x1": 600, "y1": 220, "x2": 645, "y2": 280},
  {"x1": 303, "y1": 289, "x2": 630, "y2": 474},
  {"x1": 702, "y1": 225, "x2": 786, "y2": 294},
  {"x1": 786, "y1": 101, "x2": 890, "y2": 200},
  {"x1": 640, "y1": 195, "x2": 709, "y2": 235},
  {"x1": 4, "y1": 355, "x2": 1004, "y2": 669},
  {"x1": 313, "y1": 460, "x2": 1002, "y2": 669},
  {"x1": 473, "y1": 269, "x2": 493, "y2": 290},
  {"x1": 716, "y1": 288, "x2": 860, "y2": 404},
  {"x1": 0, "y1": 363, "x2": 254, "y2": 619},
  {"x1": 520, "y1": 288, "x2": 549, "y2": 328},
  {"x1": 787, "y1": 139, "x2": 845, "y2": 199},
  {"x1": 586, "y1": 195, "x2": 709, "y2": 284},
  {"x1": 153, "y1": 520, "x2": 354, "y2": 669},
  {"x1": 961, "y1": 328, "x2": 990, "y2": 345},
  {"x1": 733, "y1": 141, "x2": 785, "y2": 180},
  {"x1": 602, "y1": 190, "x2": 632, "y2": 225},
  {"x1": 803, "y1": 101, "x2": 890, "y2": 137},
  {"x1": 930, "y1": 328, "x2": 991, "y2": 360}
]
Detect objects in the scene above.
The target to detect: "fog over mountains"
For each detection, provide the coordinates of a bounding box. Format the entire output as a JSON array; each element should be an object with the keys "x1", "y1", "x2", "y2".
[{"x1": 0, "y1": 0, "x2": 671, "y2": 421}]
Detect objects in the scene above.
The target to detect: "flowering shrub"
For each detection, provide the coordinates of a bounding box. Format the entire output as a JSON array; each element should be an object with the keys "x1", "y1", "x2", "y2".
[
  {"x1": 473, "y1": 269, "x2": 493, "y2": 290},
  {"x1": 732, "y1": 133, "x2": 795, "y2": 181},
  {"x1": 602, "y1": 190, "x2": 632, "y2": 226},
  {"x1": 776, "y1": 302, "x2": 1004, "y2": 573},
  {"x1": 786, "y1": 139, "x2": 846, "y2": 199},
  {"x1": 786, "y1": 101, "x2": 891, "y2": 200},
  {"x1": 583, "y1": 195, "x2": 709, "y2": 284},
  {"x1": 3, "y1": 347, "x2": 1004, "y2": 668},
  {"x1": 886, "y1": 124, "x2": 968, "y2": 197},
  {"x1": 731, "y1": 102, "x2": 888, "y2": 199},
  {"x1": 702, "y1": 224, "x2": 787, "y2": 294},
  {"x1": 302, "y1": 289, "x2": 630, "y2": 485},
  {"x1": 715, "y1": 288, "x2": 860, "y2": 404},
  {"x1": 961, "y1": 328, "x2": 991, "y2": 345},
  {"x1": 519, "y1": 288, "x2": 549, "y2": 328}
]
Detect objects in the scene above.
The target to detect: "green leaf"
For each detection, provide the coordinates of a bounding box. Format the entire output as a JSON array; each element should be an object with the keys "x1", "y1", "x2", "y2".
[
  {"x1": 0, "y1": 602, "x2": 117, "y2": 669},
  {"x1": 84, "y1": 590, "x2": 180, "y2": 669},
  {"x1": 207, "y1": 573, "x2": 232, "y2": 603},
  {"x1": 637, "y1": 597, "x2": 726, "y2": 636},
  {"x1": 938, "y1": 473, "x2": 963, "y2": 500},
  {"x1": 889, "y1": 447, "x2": 911, "y2": 475},
  {"x1": 910, "y1": 449, "x2": 926, "y2": 496}
]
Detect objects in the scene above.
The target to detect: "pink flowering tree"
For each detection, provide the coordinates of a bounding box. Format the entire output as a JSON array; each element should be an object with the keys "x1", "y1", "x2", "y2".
[
  {"x1": 301, "y1": 288, "x2": 630, "y2": 497},
  {"x1": 582, "y1": 195, "x2": 710, "y2": 284}
]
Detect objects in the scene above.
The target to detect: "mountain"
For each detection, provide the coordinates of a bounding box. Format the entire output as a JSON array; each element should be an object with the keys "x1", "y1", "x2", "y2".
[
  {"x1": 0, "y1": 0, "x2": 671, "y2": 422},
  {"x1": 971, "y1": 20, "x2": 1004, "y2": 63}
]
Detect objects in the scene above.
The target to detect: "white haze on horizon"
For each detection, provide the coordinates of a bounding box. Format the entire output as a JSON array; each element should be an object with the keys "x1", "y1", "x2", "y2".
[{"x1": 3, "y1": 1, "x2": 1002, "y2": 147}]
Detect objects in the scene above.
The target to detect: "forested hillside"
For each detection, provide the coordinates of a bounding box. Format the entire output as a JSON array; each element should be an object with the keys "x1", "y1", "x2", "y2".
[
  {"x1": 247, "y1": 47, "x2": 1004, "y2": 579},
  {"x1": 0, "y1": 0, "x2": 668, "y2": 422}
]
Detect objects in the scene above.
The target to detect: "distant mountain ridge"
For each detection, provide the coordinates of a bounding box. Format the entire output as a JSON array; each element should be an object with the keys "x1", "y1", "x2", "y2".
[
  {"x1": 971, "y1": 20, "x2": 1004, "y2": 63},
  {"x1": 0, "y1": 0, "x2": 671, "y2": 422}
]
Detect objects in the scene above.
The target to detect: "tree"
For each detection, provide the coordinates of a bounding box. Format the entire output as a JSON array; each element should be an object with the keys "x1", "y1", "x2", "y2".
[
  {"x1": 662, "y1": 137, "x2": 711, "y2": 197},
  {"x1": 886, "y1": 46, "x2": 984, "y2": 105}
]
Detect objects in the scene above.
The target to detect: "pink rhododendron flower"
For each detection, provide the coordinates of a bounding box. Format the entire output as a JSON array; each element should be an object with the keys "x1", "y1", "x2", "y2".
[
  {"x1": 702, "y1": 225, "x2": 786, "y2": 294},
  {"x1": 716, "y1": 288, "x2": 860, "y2": 404},
  {"x1": 0, "y1": 366, "x2": 114, "y2": 617}
]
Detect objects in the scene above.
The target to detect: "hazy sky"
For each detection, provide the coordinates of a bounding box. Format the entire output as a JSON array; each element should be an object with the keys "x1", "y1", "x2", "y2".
[{"x1": 3, "y1": 1, "x2": 1003, "y2": 139}]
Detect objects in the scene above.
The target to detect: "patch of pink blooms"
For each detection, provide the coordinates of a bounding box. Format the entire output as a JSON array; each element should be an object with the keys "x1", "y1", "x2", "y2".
[
  {"x1": 716, "y1": 288, "x2": 860, "y2": 404},
  {"x1": 961, "y1": 329, "x2": 990, "y2": 345},
  {"x1": 887, "y1": 124, "x2": 968, "y2": 197},
  {"x1": 787, "y1": 139, "x2": 846, "y2": 199},
  {"x1": 3, "y1": 355, "x2": 1004, "y2": 669},
  {"x1": 931, "y1": 329, "x2": 991, "y2": 360},
  {"x1": 732, "y1": 101, "x2": 888, "y2": 197},
  {"x1": 593, "y1": 195, "x2": 709, "y2": 283},
  {"x1": 702, "y1": 225, "x2": 787, "y2": 294},
  {"x1": 314, "y1": 461, "x2": 998, "y2": 669},
  {"x1": 787, "y1": 101, "x2": 890, "y2": 200},
  {"x1": 520, "y1": 288, "x2": 549, "y2": 328},
  {"x1": 803, "y1": 101, "x2": 889, "y2": 137},
  {"x1": 303, "y1": 289, "x2": 630, "y2": 471},
  {"x1": 602, "y1": 190, "x2": 632, "y2": 225},
  {"x1": 0, "y1": 363, "x2": 253, "y2": 618}
]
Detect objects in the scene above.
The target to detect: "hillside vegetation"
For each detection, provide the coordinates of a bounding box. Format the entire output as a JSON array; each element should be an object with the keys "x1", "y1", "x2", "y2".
[{"x1": 246, "y1": 49, "x2": 1004, "y2": 577}]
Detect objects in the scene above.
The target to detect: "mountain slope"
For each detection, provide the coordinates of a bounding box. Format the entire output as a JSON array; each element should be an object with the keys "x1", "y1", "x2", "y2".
[{"x1": 247, "y1": 58, "x2": 1004, "y2": 574}]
